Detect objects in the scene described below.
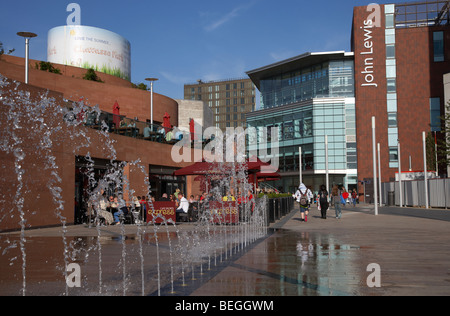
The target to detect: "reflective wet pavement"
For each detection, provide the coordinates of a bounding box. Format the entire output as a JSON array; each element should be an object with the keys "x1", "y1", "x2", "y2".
[
  {"x1": 1, "y1": 204, "x2": 450, "y2": 296},
  {"x1": 192, "y1": 205, "x2": 450, "y2": 296}
]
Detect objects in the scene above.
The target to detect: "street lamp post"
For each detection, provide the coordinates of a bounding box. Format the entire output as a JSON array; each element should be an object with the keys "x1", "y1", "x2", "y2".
[
  {"x1": 378, "y1": 143, "x2": 382, "y2": 207},
  {"x1": 423, "y1": 131, "x2": 429, "y2": 209},
  {"x1": 325, "y1": 135, "x2": 329, "y2": 193},
  {"x1": 299, "y1": 146, "x2": 302, "y2": 185},
  {"x1": 398, "y1": 141, "x2": 403, "y2": 208},
  {"x1": 372, "y1": 117, "x2": 378, "y2": 215},
  {"x1": 17, "y1": 32, "x2": 37, "y2": 85},
  {"x1": 145, "y1": 78, "x2": 159, "y2": 128}
]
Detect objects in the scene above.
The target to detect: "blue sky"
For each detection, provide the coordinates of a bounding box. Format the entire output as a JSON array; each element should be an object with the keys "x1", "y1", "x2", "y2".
[{"x1": 1, "y1": 0, "x2": 409, "y2": 100}]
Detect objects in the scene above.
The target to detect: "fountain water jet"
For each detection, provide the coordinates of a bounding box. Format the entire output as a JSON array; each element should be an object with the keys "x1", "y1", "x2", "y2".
[{"x1": 0, "y1": 75, "x2": 271, "y2": 296}]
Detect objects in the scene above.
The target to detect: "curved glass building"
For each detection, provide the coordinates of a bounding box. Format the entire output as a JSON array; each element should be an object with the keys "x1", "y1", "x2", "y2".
[{"x1": 246, "y1": 51, "x2": 357, "y2": 193}]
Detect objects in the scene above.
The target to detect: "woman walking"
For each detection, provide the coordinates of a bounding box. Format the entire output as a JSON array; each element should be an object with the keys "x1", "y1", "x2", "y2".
[
  {"x1": 331, "y1": 185, "x2": 343, "y2": 219},
  {"x1": 318, "y1": 184, "x2": 329, "y2": 219}
]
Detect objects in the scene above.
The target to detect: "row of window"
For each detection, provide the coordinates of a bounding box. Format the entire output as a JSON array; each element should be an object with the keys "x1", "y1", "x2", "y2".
[
  {"x1": 385, "y1": 5, "x2": 400, "y2": 169},
  {"x1": 189, "y1": 81, "x2": 253, "y2": 94},
  {"x1": 385, "y1": 5, "x2": 444, "y2": 168},
  {"x1": 259, "y1": 61, "x2": 355, "y2": 109}
]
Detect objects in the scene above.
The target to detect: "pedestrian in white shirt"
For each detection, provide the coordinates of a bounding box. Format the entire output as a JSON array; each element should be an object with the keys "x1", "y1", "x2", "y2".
[{"x1": 176, "y1": 193, "x2": 189, "y2": 222}]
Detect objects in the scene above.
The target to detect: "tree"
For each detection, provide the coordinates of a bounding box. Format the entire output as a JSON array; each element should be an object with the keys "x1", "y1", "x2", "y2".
[
  {"x1": 439, "y1": 102, "x2": 450, "y2": 171},
  {"x1": 0, "y1": 42, "x2": 15, "y2": 56},
  {"x1": 36, "y1": 61, "x2": 62, "y2": 75},
  {"x1": 131, "y1": 82, "x2": 149, "y2": 91},
  {"x1": 83, "y1": 68, "x2": 103, "y2": 82}
]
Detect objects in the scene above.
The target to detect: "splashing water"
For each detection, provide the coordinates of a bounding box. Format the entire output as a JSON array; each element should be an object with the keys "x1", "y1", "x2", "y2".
[{"x1": 0, "y1": 75, "x2": 270, "y2": 296}]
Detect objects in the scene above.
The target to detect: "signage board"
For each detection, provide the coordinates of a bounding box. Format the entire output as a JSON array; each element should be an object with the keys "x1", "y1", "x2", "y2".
[{"x1": 47, "y1": 25, "x2": 131, "y2": 81}]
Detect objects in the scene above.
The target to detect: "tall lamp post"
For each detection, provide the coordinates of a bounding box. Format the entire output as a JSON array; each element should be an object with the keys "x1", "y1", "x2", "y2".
[
  {"x1": 298, "y1": 146, "x2": 302, "y2": 185},
  {"x1": 145, "y1": 78, "x2": 159, "y2": 127},
  {"x1": 372, "y1": 117, "x2": 378, "y2": 215},
  {"x1": 17, "y1": 32, "x2": 37, "y2": 84}
]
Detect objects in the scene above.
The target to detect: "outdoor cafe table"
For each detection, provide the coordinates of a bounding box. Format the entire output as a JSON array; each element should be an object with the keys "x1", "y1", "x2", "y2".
[{"x1": 116, "y1": 126, "x2": 139, "y2": 137}]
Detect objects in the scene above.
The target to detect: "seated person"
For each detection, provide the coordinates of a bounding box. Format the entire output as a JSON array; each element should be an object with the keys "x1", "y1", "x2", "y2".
[
  {"x1": 165, "y1": 129, "x2": 174, "y2": 142},
  {"x1": 176, "y1": 193, "x2": 189, "y2": 222},
  {"x1": 174, "y1": 128, "x2": 183, "y2": 141},
  {"x1": 144, "y1": 125, "x2": 151, "y2": 138},
  {"x1": 111, "y1": 197, "x2": 123, "y2": 224},
  {"x1": 222, "y1": 191, "x2": 236, "y2": 201},
  {"x1": 157, "y1": 126, "x2": 166, "y2": 136},
  {"x1": 159, "y1": 193, "x2": 170, "y2": 201},
  {"x1": 156, "y1": 126, "x2": 165, "y2": 142}
]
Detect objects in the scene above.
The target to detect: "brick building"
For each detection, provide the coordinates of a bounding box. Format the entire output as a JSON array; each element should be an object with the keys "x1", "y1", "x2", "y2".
[
  {"x1": 184, "y1": 78, "x2": 256, "y2": 131},
  {"x1": 0, "y1": 54, "x2": 199, "y2": 231},
  {"x1": 352, "y1": 1, "x2": 450, "y2": 195}
]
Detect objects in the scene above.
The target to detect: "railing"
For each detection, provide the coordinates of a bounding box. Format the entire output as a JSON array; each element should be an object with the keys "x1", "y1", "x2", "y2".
[
  {"x1": 381, "y1": 178, "x2": 450, "y2": 208},
  {"x1": 63, "y1": 101, "x2": 200, "y2": 145},
  {"x1": 260, "y1": 196, "x2": 295, "y2": 225}
]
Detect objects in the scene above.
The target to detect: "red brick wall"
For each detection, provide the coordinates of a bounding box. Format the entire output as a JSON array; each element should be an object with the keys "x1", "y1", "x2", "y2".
[
  {"x1": 352, "y1": 5, "x2": 450, "y2": 195},
  {"x1": 353, "y1": 5, "x2": 389, "y2": 190},
  {"x1": 0, "y1": 77, "x2": 194, "y2": 231},
  {"x1": 0, "y1": 55, "x2": 178, "y2": 126}
]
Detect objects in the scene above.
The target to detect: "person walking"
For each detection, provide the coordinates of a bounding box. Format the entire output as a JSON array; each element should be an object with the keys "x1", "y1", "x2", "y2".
[
  {"x1": 351, "y1": 189, "x2": 358, "y2": 207},
  {"x1": 295, "y1": 183, "x2": 313, "y2": 222},
  {"x1": 331, "y1": 185, "x2": 343, "y2": 219},
  {"x1": 318, "y1": 184, "x2": 329, "y2": 219}
]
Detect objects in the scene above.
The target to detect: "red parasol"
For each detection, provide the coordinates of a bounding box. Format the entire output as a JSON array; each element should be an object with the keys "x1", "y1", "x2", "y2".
[
  {"x1": 163, "y1": 112, "x2": 171, "y2": 132},
  {"x1": 190, "y1": 118, "x2": 197, "y2": 141},
  {"x1": 173, "y1": 160, "x2": 223, "y2": 176},
  {"x1": 113, "y1": 101, "x2": 120, "y2": 127},
  {"x1": 256, "y1": 171, "x2": 281, "y2": 182}
]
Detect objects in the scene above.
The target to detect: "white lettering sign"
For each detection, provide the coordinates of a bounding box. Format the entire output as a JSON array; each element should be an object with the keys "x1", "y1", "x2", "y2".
[
  {"x1": 67, "y1": 3, "x2": 81, "y2": 26},
  {"x1": 66, "y1": 263, "x2": 81, "y2": 288},
  {"x1": 360, "y1": 4, "x2": 381, "y2": 88},
  {"x1": 366, "y1": 263, "x2": 382, "y2": 288}
]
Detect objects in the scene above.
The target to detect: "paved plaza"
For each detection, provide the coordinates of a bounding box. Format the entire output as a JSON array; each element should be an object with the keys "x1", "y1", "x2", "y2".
[
  {"x1": 1, "y1": 203, "x2": 449, "y2": 296},
  {"x1": 191, "y1": 204, "x2": 450, "y2": 296}
]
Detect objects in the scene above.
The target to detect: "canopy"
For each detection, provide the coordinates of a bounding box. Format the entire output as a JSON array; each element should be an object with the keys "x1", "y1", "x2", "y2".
[
  {"x1": 173, "y1": 160, "x2": 228, "y2": 176},
  {"x1": 173, "y1": 158, "x2": 277, "y2": 177},
  {"x1": 256, "y1": 171, "x2": 281, "y2": 182}
]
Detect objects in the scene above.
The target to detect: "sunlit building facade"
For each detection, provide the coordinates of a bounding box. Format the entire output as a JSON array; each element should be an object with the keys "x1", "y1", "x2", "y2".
[{"x1": 246, "y1": 52, "x2": 357, "y2": 193}]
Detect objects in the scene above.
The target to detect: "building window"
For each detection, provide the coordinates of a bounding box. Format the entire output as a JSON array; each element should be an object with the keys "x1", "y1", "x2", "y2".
[
  {"x1": 386, "y1": 45, "x2": 395, "y2": 59},
  {"x1": 386, "y1": 14, "x2": 395, "y2": 29},
  {"x1": 387, "y1": 78, "x2": 396, "y2": 93},
  {"x1": 430, "y1": 97, "x2": 441, "y2": 132},
  {"x1": 385, "y1": 29, "x2": 396, "y2": 45},
  {"x1": 387, "y1": 112, "x2": 397, "y2": 128},
  {"x1": 386, "y1": 65, "x2": 396, "y2": 78},
  {"x1": 389, "y1": 147, "x2": 398, "y2": 168},
  {"x1": 433, "y1": 31, "x2": 444, "y2": 62}
]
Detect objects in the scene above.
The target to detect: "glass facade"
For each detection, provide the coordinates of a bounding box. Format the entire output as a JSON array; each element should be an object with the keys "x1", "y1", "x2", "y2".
[
  {"x1": 247, "y1": 55, "x2": 357, "y2": 192},
  {"x1": 385, "y1": 4, "x2": 399, "y2": 169},
  {"x1": 260, "y1": 60, "x2": 354, "y2": 109}
]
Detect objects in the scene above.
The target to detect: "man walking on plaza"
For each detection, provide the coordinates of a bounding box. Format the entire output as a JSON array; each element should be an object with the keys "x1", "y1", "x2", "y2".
[{"x1": 295, "y1": 183, "x2": 313, "y2": 222}]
